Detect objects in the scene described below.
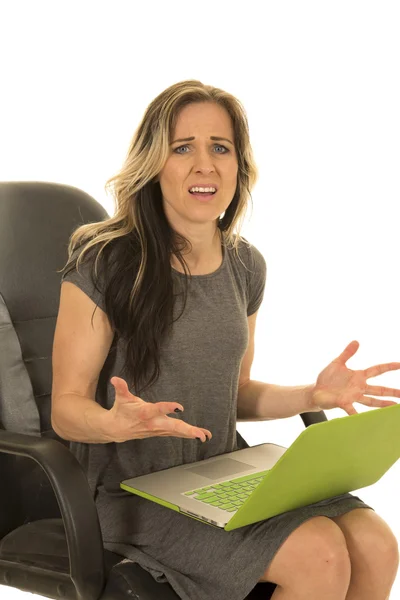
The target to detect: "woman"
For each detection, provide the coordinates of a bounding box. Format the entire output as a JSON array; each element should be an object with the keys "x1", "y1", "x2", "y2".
[{"x1": 54, "y1": 79, "x2": 399, "y2": 600}]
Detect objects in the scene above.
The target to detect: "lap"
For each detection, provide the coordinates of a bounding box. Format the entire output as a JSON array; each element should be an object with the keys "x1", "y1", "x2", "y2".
[
  {"x1": 261, "y1": 507, "x2": 398, "y2": 585},
  {"x1": 97, "y1": 490, "x2": 374, "y2": 600}
]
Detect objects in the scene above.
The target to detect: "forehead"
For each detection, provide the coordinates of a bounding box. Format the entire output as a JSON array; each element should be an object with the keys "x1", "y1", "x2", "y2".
[{"x1": 173, "y1": 102, "x2": 233, "y2": 136}]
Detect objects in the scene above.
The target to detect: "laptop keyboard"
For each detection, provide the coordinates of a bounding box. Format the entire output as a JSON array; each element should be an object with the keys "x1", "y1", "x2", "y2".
[{"x1": 182, "y1": 469, "x2": 270, "y2": 512}]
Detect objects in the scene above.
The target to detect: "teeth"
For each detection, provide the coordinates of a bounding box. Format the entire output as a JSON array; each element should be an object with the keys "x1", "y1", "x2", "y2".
[{"x1": 189, "y1": 187, "x2": 216, "y2": 193}]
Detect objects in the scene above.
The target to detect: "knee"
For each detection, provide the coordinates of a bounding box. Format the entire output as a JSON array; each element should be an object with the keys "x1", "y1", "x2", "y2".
[
  {"x1": 364, "y1": 522, "x2": 400, "y2": 580},
  {"x1": 264, "y1": 517, "x2": 352, "y2": 592},
  {"x1": 380, "y1": 527, "x2": 398, "y2": 570},
  {"x1": 381, "y1": 530, "x2": 399, "y2": 578},
  {"x1": 309, "y1": 525, "x2": 352, "y2": 585}
]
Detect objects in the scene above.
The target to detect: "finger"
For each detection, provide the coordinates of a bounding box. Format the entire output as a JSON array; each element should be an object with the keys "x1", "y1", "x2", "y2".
[
  {"x1": 111, "y1": 376, "x2": 128, "y2": 387},
  {"x1": 161, "y1": 402, "x2": 185, "y2": 414},
  {"x1": 110, "y1": 377, "x2": 136, "y2": 399},
  {"x1": 168, "y1": 420, "x2": 211, "y2": 441},
  {"x1": 364, "y1": 362, "x2": 400, "y2": 379},
  {"x1": 137, "y1": 402, "x2": 184, "y2": 421},
  {"x1": 365, "y1": 385, "x2": 400, "y2": 399},
  {"x1": 343, "y1": 404, "x2": 358, "y2": 416},
  {"x1": 145, "y1": 431, "x2": 209, "y2": 440},
  {"x1": 334, "y1": 341, "x2": 360, "y2": 365},
  {"x1": 360, "y1": 395, "x2": 398, "y2": 408},
  {"x1": 143, "y1": 416, "x2": 210, "y2": 441}
]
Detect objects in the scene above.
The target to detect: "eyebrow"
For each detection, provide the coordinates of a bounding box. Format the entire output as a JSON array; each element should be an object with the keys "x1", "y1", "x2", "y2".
[{"x1": 170, "y1": 136, "x2": 234, "y2": 146}]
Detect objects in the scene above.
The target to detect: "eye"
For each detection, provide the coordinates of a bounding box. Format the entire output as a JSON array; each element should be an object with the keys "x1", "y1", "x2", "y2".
[{"x1": 174, "y1": 144, "x2": 229, "y2": 155}]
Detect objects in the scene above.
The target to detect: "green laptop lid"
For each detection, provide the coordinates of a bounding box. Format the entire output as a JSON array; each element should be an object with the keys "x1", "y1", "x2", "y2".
[{"x1": 226, "y1": 403, "x2": 400, "y2": 530}]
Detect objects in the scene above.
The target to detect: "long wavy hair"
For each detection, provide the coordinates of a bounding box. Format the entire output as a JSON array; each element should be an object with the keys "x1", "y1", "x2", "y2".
[{"x1": 59, "y1": 79, "x2": 259, "y2": 397}]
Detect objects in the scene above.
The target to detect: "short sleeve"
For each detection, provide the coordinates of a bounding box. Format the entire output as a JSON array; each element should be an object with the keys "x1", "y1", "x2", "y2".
[
  {"x1": 61, "y1": 246, "x2": 107, "y2": 313},
  {"x1": 247, "y1": 243, "x2": 267, "y2": 317}
]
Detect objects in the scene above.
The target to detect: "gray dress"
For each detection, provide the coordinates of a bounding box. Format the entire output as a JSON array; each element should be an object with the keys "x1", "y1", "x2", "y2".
[{"x1": 61, "y1": 234, "x2": 373, "y2": 600}]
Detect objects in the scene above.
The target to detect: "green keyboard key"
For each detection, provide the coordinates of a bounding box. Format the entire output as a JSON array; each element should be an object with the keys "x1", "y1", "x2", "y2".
[
  {"x1": 219, "y1": 502, "x2": 235, "y2": 510},
  {"x1": 194, "y1": 492, "x2": 215, "y2": 500}
]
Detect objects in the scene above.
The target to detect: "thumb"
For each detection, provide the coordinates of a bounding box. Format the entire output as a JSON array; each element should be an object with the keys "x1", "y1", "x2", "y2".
[{"x1": 110, "y1": 376, "x2": 141, "y2": 403}]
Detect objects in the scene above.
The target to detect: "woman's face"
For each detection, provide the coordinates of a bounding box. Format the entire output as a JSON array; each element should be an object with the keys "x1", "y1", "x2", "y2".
[{"x1": 158, "y1": 102, "x2": 238, "y2": 231}]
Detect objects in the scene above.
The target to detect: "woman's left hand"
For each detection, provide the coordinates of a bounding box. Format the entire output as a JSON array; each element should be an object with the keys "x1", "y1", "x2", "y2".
[{"x1": 310, "y1": 340, "x2": 400, "y2": 415}]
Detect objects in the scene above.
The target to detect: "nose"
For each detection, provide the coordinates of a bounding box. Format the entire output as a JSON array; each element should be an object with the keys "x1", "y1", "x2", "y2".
[{"x1": 192, "y1": 147, "x2": 217, "y2": 170}]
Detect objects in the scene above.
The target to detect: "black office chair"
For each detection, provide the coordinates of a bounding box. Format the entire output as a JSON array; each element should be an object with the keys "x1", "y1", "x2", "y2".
[{"x1": 0, "y1": 181, "x2": 328, "y2": 600}]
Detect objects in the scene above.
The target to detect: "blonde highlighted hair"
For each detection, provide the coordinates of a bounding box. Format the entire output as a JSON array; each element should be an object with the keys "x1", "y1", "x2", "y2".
[{"x1": 59, "y1": 79, "x2": 259, "y2": 396}]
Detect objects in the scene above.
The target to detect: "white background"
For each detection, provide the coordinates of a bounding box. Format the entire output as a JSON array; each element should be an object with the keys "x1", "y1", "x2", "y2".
[{"x1": 1, "y1": 0, "x2": 399, "y2": 597}]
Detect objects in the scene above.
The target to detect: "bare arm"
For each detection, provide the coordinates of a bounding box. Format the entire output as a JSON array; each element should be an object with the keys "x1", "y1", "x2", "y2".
[
  {"x1": 237, "y1": 379, "x2": 318, "y2": 421},
  {"x1": 51, "y1": 280, "x2": 116, "y2": 443},
  {"x1": 51, "y1": 393, "x2": 114, "y2": 443}
]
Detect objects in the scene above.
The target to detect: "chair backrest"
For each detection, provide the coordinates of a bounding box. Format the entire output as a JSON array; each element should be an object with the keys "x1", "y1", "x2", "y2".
[
  {"x1": 0, "y1": 181, "x2": 109, "y2": 535},
  {"x1": 0, "y1": 181, "x2": 252, "y2": 532}
]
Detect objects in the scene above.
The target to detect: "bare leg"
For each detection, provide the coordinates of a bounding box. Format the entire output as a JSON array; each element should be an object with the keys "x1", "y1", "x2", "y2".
[
  {"x1": 259, "y1": 517, "x2": 351, "y2": 600},
  {"x1": 329, "y1": 510, "x2": 399, "y2": 600}
]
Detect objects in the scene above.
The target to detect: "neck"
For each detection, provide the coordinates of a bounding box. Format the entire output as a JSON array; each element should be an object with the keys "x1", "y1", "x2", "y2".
[
  {"x1": 184, "y1": 228, "x2": 221, "y2": 261},
  {"x1": 171, "y1": 228, "x2": 223, "y2": 271}
]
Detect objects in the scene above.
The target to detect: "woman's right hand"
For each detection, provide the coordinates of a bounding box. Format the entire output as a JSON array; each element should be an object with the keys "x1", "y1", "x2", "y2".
[{"x1": 106, "y1": 376, "x2": 212, "y2": 444}]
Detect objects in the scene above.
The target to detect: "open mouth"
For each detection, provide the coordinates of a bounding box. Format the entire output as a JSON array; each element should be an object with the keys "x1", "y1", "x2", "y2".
[{"x1": 188, "y1": 190, "x2": 217, "y2": 197}]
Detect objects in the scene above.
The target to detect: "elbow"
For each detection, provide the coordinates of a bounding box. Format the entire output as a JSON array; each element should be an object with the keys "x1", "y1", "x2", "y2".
[{"x1": 51, "y1": 412, "x2": 67, "y2": 440}]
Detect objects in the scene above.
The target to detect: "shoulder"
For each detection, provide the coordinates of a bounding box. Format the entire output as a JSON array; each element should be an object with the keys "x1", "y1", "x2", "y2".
[{"x1": 231, "y1": 235, "x2": 266, "y2": 276}]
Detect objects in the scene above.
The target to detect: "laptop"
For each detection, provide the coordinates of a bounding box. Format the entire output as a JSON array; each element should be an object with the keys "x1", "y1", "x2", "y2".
[{"x1": 121, "y1": 403, "x2": 400, "y2": 531}]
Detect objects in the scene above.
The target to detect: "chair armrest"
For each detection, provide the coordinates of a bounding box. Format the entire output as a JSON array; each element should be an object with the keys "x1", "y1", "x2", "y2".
[
  {"x1": 0, "y1": 430, "x2": 105, "y2": 600},
  {"x1": 300, "y1": 410, "x2": 328, "y2": 427},
  {"x1": 236, "y1": 411, "x2": 328, "y2": 452}
]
